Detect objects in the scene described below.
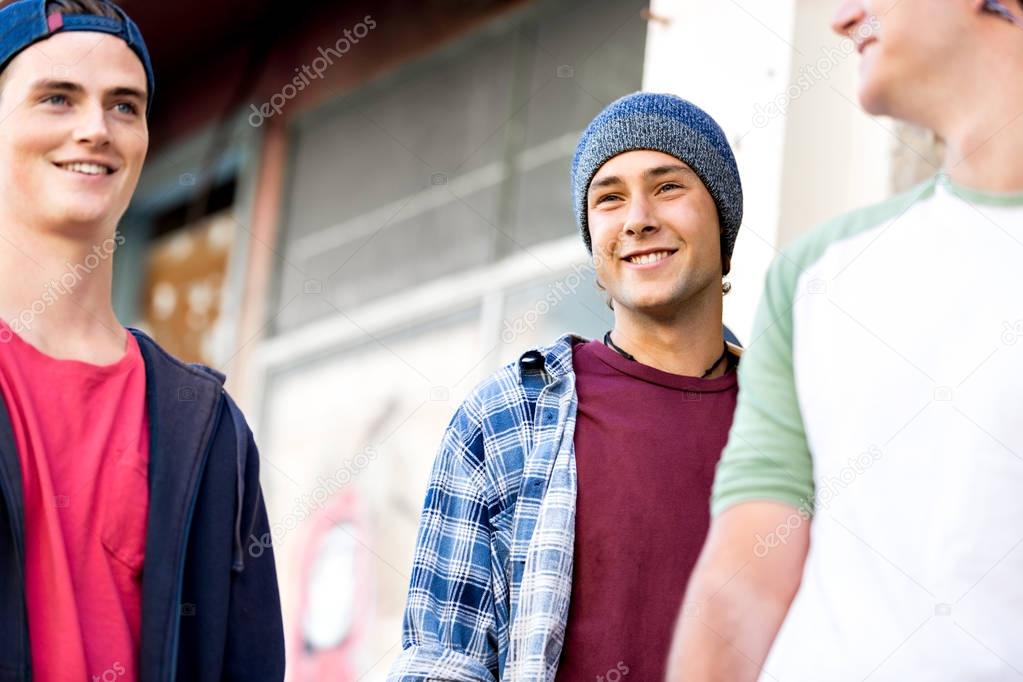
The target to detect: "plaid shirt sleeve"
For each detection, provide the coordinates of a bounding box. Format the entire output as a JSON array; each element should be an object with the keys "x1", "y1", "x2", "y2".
[{"x1": 388, "y1": 390, "x2": 501, "y2": 682}]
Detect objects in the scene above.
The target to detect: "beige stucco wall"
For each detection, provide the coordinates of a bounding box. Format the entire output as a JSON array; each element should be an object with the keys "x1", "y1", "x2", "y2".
[{"x1": 643, "y1": 0, "x2": 940, "y2": 340}]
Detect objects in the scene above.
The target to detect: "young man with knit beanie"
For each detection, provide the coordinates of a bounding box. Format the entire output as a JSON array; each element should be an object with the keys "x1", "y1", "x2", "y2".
[
  {"x1": 390, "y1": 92, "x2": 743, "y2": 681},
  {"x1": 0, "y1": 0, "x2": 284, "y2": 679},
  {"x1": 668, "y1": 2, "x2": 1023, "y2": 680}
]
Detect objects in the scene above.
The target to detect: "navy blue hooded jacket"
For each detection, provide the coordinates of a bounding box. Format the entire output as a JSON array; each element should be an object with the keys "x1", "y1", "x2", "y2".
[{"x1": 0, "y1": 329, "x2": 285, "y2": 681}]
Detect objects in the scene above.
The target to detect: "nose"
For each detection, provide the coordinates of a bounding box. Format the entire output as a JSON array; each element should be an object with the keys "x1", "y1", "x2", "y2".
[
  {"x1": 831, "y1": 0, "x2": 866, "y2": 38},
  {"x1": 72, "y1": 100, "x2": 111, "y2": 148},
  {"x1": 622, "y1": 194, "x2": 658, "y2": 239}
]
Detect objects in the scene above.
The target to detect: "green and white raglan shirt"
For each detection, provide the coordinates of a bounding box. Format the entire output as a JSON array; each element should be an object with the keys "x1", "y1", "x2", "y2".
[{"x1": 714, "y1": 174, "x2": 1023, "y2": 681}]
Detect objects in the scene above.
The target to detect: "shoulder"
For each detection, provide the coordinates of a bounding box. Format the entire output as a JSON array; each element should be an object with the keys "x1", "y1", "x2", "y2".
[
  {"x1": 780, "y1": 178, "x2": 937, "y2": 278},
  {"x1": 128, "y1": 327, "x2": 228, "y2": 389},
  {"x1": 462, "y1": 333, "x2": 580, "y2": 416},
  {"x1": 443, "y1": 334, "x2": 581, "y2": 469},
  {"x1": 128, "y1": 329, "x2": 252, "y2": 446}
]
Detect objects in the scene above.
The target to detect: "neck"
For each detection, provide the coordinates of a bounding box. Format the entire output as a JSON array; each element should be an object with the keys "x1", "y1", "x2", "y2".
[
  {"x1": 938, "y1": 44, "x2": 1023, "y2": 192},
  {"x1": 609, "y1": 286, "x2": 726, "y2": 378},
  {"x1": 0, "y1": 220, "x2": 125, "y2": 363}
]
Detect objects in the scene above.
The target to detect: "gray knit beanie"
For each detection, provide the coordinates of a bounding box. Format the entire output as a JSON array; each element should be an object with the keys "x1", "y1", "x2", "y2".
[{"x1": 571, "y1": 92, "x2": 743, "y2": 271}]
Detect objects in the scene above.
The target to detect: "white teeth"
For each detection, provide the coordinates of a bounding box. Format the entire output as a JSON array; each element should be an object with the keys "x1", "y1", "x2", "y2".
[
  {"x1": 627, "y1": 250, "x2": 672, "y2": 265},
  {"x1": 60, "y1": 162, "x2": 110, "y2": 176}
]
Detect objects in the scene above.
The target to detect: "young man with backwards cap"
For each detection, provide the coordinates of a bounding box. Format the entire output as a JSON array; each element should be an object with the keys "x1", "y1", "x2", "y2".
[
  {"x1": 0, "y1": 0, "x2": 284, "y2": 679},
  {"x1": 390, "y1": 92, "x2": 744, "y2": 681},
  {"x1": 668, "y1": 1, "x2": 1023, "y2": 680}
]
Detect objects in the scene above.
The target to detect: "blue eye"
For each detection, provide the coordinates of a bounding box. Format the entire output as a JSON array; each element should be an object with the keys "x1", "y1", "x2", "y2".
[
  {"x1": 44, "y1": 94, "x2": 69, "y2": 106},
  {"x1": 115, "y1": 102, "x2": 139, "y2": 115}
]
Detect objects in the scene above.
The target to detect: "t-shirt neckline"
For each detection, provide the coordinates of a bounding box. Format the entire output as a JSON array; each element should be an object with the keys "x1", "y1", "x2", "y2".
[
  {"x1": 576, "y1": 339, "x2": 738, "y2": 392},
  {"x1": 0, "y1": 318, "x2": 136, "y2": 375},
  {"x1": 936, "y1": 172, "x2": 1023, "y2": 208}
]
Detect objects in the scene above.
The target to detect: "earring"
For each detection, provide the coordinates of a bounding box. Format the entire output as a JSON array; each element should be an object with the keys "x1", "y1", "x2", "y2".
[{"x1": 722, "y1": 281, "x2": 732, "y2": 295}]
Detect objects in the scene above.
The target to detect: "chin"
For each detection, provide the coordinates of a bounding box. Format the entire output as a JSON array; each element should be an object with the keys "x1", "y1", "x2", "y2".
[
  {"x1": 856, "y1": 65, "x2": 892, "y2": 117},
  {"x1": 858, "y1": 85, "x2": 894, "y2": 117},
  {"x1": 858, "y1": 91, "x2": 885, "y2": 117},
  {"x1": 620, "y1": 290, "x2": 685, "y2": 318},
  {"x1": 858, "y1": 82, "x2": 926, "y2": 127},
  {"x1": 45, "y1": 206, "x2": 118, "y2": 231},
  {"x1": 856, "y1": 49, "x2": 912, "y2": 120}
]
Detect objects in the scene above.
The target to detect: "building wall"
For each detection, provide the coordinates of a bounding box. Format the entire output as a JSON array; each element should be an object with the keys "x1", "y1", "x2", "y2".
[
  {"x1": 643, "y1": 0, "x2": 910, "y2": 341},
  {"x1": 147, "y1": 0, "x2": 530, "y2": 150},
  {"x1": 238, "y1": 2, "x2": 649, "y2": 677},
  {"x1": 126, "y1": 1, "x2": 952, "y2": 677},
  {"x1": 136, "y1": 0, "x2": 533, "y2": 403}
]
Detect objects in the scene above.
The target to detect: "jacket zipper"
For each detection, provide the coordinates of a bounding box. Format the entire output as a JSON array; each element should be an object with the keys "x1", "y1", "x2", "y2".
[
  {"x1": 0, "y1": 463, "x2": 23, "y2": 571},
  {"x1": 0, "y1": 452, "x2": 28, "y2": 677},
  {"x1": 165, "y1": 393, "x2": 224, "y2": 681}
]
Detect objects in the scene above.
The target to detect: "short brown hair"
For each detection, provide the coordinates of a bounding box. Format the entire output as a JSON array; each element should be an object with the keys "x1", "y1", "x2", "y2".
[{"x1": 45, "y1": 0, "x2": 121, "y2": 20}]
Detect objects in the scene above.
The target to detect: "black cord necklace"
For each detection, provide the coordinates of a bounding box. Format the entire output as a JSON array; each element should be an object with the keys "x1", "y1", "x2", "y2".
[
  {"x1": 603, "y1": 331, "x2": 730, "y2": 379},
  {"x1": 603, "y1": 331, "x2": 636, "y2": 361}
]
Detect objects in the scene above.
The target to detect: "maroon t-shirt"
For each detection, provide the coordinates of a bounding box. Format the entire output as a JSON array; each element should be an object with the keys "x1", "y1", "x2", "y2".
[{"x1": 555, "y1": 339, "x2": 738, "y2": 681}]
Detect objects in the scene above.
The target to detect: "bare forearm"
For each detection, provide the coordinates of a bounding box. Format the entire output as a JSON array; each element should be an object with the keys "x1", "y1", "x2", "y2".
[
  {"x1": 666, "y1": 565, "x2": 792, "y2": 680},
  {"x1": 665, "y1": 502, "x2": 808, "y2": 681}
]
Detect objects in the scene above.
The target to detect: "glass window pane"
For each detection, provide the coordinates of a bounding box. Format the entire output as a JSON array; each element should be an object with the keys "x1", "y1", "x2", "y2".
[
  {"x1": 273, "y1": 3, "x2": 647, "y2": 334},
  {"x1": 496, "y1": 263, "x2": 613, "y2": 367}
]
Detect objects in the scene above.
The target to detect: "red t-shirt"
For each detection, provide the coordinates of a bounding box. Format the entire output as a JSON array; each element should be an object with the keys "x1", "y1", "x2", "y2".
[
  {"x1": 555, "y1": 340, "x2": 737, "y2": 681},
  {"x1": 0, "y1": 320, "x2": 149, "y2": 682}
]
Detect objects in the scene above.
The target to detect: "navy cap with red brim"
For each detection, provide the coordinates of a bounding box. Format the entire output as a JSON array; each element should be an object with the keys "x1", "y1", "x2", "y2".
[{"x1": 0, "y1": 0, "x2": 155, "y2": 114}]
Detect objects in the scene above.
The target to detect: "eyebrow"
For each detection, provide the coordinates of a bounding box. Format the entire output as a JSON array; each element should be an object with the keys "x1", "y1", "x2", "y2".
[
  {"x1": 28, "y1": 79, "x2": 84, "y2": 94},
  {"x1": 589, "y1": 163, "x2": 693, "y2": 192},
  {"x1": 27, "y1": 79, "x2": 146, "y2": 102},
  {"x1": 109, "y1": 86, "x2": 146, "y2": 102}
]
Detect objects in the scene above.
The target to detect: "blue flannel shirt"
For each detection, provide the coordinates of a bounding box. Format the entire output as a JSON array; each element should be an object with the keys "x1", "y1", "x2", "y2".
[{"x1": 388, "y1": 334, "x2": 581, "y2": 681}]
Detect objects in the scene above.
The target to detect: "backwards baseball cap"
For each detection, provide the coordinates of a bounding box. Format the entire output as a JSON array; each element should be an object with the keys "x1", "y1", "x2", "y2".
[{"x1": 0, "y1": 0, "x2": 155, "y2": 113}]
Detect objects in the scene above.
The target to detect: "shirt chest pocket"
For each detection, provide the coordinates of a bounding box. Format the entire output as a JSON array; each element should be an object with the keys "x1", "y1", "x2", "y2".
[{"x1": 100, "y1": 449, "x2": 149, "y2": 576}]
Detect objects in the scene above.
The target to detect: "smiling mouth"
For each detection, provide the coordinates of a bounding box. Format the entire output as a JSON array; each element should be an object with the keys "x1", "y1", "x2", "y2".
[
  {"x1": 623, "y1": 250, "x2": 676, "y2": 265},
  {"x1": 55, "y1": 162, "x2": 116, "y2": 176},
  {"x1": 857, "y1": 38, "x2": 878, "y2": 55}
]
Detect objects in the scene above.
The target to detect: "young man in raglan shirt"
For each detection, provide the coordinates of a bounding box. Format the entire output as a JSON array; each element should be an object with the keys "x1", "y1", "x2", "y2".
[
  {"x1": 0, "y1": 0, "x2": 284, "y2": 679},
  {"x1": 667, "y1": 1, "x2": 1023, "y2": 680},
  {"x1": 389, "y1": 92, "x2": 744, "y2": 681}
]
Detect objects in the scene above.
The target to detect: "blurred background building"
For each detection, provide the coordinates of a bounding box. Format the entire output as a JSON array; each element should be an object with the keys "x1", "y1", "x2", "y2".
[{"x1": 28, "y1": 0, "x2": 944, "y2": 677}]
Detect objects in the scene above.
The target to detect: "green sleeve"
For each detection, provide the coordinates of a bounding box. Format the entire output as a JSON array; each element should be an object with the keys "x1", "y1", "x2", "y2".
[{"x1": 711, "y1": 251, "x2": 814, "y2": 517}]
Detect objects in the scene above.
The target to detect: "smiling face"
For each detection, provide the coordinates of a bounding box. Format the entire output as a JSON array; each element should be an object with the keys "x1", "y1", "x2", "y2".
[
  {"x1": 0, "y1": 31, "x2": 149, "y2": 238},
  {"x1": 831, "y1": 0, "x2": 977, "y2": 123},
  {"x1": 587, "y1": 149, "x2": 723, "y2": 320}
]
